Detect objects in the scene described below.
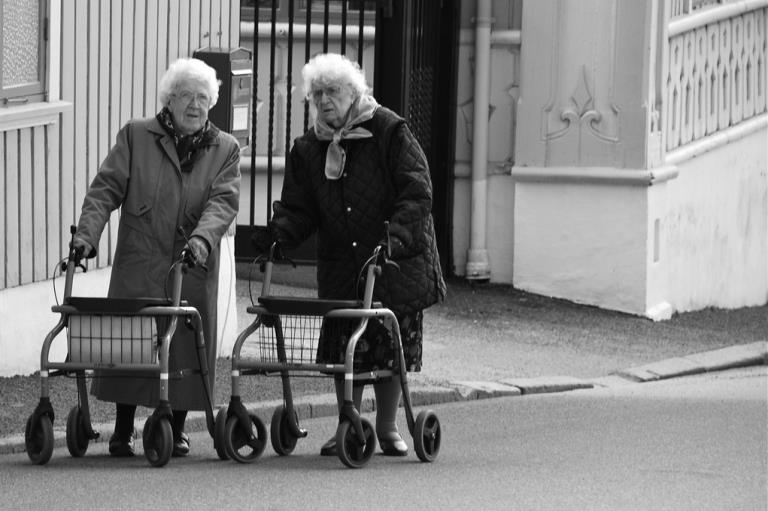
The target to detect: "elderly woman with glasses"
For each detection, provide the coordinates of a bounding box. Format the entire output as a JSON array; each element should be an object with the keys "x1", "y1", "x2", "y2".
[
  {"x1": 254, "y1": 53, "x2": 446, "y2": 457},
  {"x1": 72, "y1": 58, "x2": 241, "y2": 458}
]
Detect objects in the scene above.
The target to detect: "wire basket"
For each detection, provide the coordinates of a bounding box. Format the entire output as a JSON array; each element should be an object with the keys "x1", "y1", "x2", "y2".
[
  {"x1": 67, "y1": 314, "x2": 158, "y2": 365},
  {"x1": 244, "y1": 313, "x2": 323, "y2": 365}
]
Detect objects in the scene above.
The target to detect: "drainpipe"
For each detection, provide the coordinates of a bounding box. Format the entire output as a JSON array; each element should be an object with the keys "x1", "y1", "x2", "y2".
[{"x1": 465, "y1": 0, "x2": 492, "y2": 281}]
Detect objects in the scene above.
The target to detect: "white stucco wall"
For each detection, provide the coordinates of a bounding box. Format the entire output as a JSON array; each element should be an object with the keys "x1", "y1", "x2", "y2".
[
  {"x1": 512, "y1": 175, "x2": 649, "y2": 314},
  {"x1": 664, "y1": 129, "x2": 768, "y2": 313},
  {"x1": 0, "y1": 234, "x2": 239, "y2": 377}
]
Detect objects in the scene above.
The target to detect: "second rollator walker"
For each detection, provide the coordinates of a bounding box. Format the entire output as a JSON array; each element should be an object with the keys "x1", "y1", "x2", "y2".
[{"x1": 215, "y1": 235, "x2": 442, "y2": 468}]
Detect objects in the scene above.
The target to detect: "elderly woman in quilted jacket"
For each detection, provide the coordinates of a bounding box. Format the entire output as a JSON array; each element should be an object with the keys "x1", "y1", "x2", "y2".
[{"x1": 263, "y1": 53, "x2": 446, "y2": 457}]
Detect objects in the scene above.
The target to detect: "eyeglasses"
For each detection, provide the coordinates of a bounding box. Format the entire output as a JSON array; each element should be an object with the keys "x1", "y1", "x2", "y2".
[
  {"x1": 174, "y1": 90, "x2": 211, "y2": 107},
  {"x1": 309, "y1": 85, "x2": 344, "y2": 101}
]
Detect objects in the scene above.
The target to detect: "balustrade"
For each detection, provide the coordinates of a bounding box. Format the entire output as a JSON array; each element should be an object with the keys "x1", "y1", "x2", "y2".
[{"x1": 665, "y1": 1, "x2": 767, "y2": 151}]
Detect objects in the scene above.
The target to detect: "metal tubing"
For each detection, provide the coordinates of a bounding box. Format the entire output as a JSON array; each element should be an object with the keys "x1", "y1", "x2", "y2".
[
  {"x1": 230, "y1": 318, "x2": 263, "y2": 397},
  {"x1": 343, "y1": 319, "x2": 370, "y2": 404}
]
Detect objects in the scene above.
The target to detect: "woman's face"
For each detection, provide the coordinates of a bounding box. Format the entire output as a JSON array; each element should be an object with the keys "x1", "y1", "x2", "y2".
[
  {"x1": 311, "y1": 82, "x2": 356, "y2": 129},
  {"x1": 168, "y1": 80, "x2": 211, "y2": 135}
]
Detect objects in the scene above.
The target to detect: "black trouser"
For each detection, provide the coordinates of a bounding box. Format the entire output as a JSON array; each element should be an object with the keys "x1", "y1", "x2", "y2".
[{"x1": 115, "y1": 403, "x2": 186, "y2": 439}]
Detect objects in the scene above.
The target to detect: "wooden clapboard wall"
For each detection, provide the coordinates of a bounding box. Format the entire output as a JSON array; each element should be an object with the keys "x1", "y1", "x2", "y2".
[{"x1": 0, "y1": 0, "x2": 240, "y2": 291}]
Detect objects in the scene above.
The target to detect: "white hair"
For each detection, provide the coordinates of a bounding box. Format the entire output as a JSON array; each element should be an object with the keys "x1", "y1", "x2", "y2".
[
  {"x1": 158, "y1": 58, "x2": 220, "y2": 108},
  {"x1": 302, "y1": 53, "x2": 370, "y2": 99}
]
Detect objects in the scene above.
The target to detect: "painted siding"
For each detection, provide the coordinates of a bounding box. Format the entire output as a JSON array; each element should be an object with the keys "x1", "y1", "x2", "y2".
[{"x1": 0, "y1": 0, "x2": 240, "y2": 292}]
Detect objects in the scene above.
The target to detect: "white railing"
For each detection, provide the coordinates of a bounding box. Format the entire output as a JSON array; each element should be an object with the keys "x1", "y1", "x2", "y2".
[
  {"x1": 671, "y1": 0, "x2": 731, "y2": 18},
  {"x1": 664, "y1": 1, "x2": 767, "y2": 151}
]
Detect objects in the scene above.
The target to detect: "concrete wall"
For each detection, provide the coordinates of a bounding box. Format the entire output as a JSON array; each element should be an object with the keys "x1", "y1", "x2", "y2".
[
  {"x1": 664, "y1": 129, "x2": 768, "y2": 313},
  {"x1": 512, "y1": 174, "x2": 650, "y2": 315}
]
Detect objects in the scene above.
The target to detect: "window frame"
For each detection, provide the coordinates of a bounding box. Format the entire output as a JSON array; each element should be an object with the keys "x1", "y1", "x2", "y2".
[{"x1": 0, "y1": 0, "x2": 48, "y2": 106}]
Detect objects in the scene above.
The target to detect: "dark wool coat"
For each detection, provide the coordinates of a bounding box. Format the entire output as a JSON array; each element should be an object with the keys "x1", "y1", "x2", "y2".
[
  {"x1": 272, "y1": 106, "x2": 446, "y2": 316},
  {"x1": 76, "y1": 117, "x2": 240, "y2": 410}
]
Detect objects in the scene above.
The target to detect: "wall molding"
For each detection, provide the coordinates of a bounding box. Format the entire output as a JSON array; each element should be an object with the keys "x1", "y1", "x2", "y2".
[
  {"x1": 665, "y1": 114, "x2": 768, "y2": 165},
  {"x1": 510, "y1": 165, "x2": 679, "y2": 186},
  {"x1": 0, "y1": 101, "x2": 71, "y2": 132}
]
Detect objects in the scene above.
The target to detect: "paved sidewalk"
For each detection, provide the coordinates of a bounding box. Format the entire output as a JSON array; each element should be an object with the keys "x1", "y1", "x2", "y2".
[{"x1": 2, "y1": 268, "x2": 766, "y2": 455}]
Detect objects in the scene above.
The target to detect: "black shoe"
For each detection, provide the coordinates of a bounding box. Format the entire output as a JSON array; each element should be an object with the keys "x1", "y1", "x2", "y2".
[
  {"x1": 319, "y1": 437, "x2": 336, "y2": 456},
  {"x1": 173, "y1": 432, "x2": 190, "y2": 457},
  {"x1": 108, "y1": 432, "x2": 135, "y2": 457},
  {"x1": 378, "y1": 434, "x2": 408, "y2": 456}
]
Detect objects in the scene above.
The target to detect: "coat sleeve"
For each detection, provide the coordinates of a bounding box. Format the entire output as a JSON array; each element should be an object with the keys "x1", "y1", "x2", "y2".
[
  {"x1": 75, "y1": 123, "x2": 133, "y2": 255},
  {"x1": 190, "y1": 138, "x2": 241, "y2": 251},
  {"x1": 270, "y1": 141, "x2": 319, "y2": 248},
  {"x1": 385, "y1": 122, "x2": 433, "y2": 253}
]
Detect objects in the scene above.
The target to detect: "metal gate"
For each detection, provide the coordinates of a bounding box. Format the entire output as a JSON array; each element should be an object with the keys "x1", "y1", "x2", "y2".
[
  {"x1": 236, "y1": 0, "x2": 458, "y2": 272},
  {"x1": 374, "y1": 0, "x2": 459, "y2": 273}
]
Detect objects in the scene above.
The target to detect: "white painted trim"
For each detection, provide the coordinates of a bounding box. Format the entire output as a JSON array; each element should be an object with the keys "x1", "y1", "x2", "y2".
[
  {"x1": 510, "y1": 165, "x2": 679, "y2": 186},
  {"x1": 48, "y1": 0, "x2": 62, "y2": 100},
  {"x1": 668, "y1": 0, "x2": 768, "y2": 37},
  {"x1": 0, "y1": 101, "x2": 72, "y2": 131},
  {"x1": 665, "y1": 115, "x2": 768, "y2": 165}
]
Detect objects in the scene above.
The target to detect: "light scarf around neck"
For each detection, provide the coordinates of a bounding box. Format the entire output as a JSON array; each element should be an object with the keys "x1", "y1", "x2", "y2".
[{"x1": 314, "y1": 94, "x2": 379, "y2": 179}]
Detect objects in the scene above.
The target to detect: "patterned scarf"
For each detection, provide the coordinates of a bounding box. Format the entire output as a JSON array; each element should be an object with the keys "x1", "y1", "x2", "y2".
[
  {"x1": 314, "y1": 94, "x2": 379, "y2": 180},
  {"x1": 156, "y1": 107, "x2": 219, "y2": 172}
]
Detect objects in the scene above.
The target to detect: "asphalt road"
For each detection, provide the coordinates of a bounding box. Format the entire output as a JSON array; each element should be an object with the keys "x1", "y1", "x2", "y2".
[{"x1": 2, "y1": 367, "x2": 765, "y2": 511}]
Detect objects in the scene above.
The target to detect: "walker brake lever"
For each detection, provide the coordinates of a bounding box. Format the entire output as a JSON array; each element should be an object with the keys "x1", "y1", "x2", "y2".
[{"x1": 381, "y1": 221, "x2": 400, "y2": 271}]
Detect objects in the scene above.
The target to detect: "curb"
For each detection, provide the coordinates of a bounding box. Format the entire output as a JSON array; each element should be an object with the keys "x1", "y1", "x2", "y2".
[
  {"x1": 3, "y1": 341, "x2": 766, "y2": 456},
  {"x1": 612, "y1": 341, "x2": 768, "y2": 382}
]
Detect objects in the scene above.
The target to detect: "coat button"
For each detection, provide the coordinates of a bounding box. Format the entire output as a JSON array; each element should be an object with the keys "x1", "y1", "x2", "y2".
[
  {"x1": 346, "y1": 206, "x2": 352, "y2": 213},
  {"x1": 352, "y1": 241, "x2": 357, "y2": 248}
]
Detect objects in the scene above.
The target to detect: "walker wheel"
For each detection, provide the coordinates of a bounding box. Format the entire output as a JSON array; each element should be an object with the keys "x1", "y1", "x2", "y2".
[
  {"x1": 224, "y1": 412, "x2": 267, "y2": 463},
  {"x1": 25, "y1": 413, "x2": 54, "y2": 465},
  {"x1": 66, "y1": 406, "x2": 89, "y2": 457},
  {"x1": 413, "y1": 410, "x2": 441, "y2": 462},
  {"x1": 270, "y1": 405, "x2": 299, "y2": 456},
  {"x1": 142, "y1": 416, "x2": 173, "y2": 468},
  {"x1": 213, "y1": 406, "x2": 229, "y2": 460},
  {"x1": 336, "y1": 417, "x2": 376, "y2": 469}
]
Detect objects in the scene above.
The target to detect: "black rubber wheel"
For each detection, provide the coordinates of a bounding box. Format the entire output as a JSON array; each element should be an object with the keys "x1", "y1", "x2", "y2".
[
  {"x1": 214, "y1": 406, "x2": 229, "y2": 460},
  {"x1": 413, "y1": 409, "x2": 441, "y2": 462},
  {"x1": 142, "y1": 416, "x2": 173, "y2": 468},
  {"x1": 224, "y1": 412, "x2": 267, "y2": 463},
  {"x1": 65, "y1": 406, "x2": 89, "y2": 458},
  {"x1": 270, "y1": 405, "x2": 299, "y2": 456},
  {"x1": 336, "y1": 417, "x2": 376, "y2": 469},
  {"x1": 25, "y1": 414, "x2": 54, "y2": 465}
]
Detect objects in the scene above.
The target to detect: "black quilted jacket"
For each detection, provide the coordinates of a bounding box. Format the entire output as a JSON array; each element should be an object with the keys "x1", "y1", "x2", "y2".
[{"x1": 272, "y1": 106, "x2": 446, "y2": 315}]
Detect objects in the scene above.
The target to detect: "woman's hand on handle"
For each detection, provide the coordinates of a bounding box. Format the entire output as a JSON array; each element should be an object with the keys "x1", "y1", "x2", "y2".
[
  {"x1": 186, "y1": 236, "x2": 210, "y2": 267},
  {"x1": 71, "y1": 236, "x2": 94, "y2": 259}
]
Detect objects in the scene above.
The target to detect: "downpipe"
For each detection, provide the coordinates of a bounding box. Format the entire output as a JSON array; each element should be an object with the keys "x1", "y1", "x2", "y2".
[{"x1": 466, "y1": 0, "x2": 492, "y2": 281}]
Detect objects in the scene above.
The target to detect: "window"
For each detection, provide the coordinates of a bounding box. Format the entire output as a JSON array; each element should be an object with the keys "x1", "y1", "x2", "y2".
[{"x1": 0, "y1": 0, "x2": 47, "y2": 106}]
